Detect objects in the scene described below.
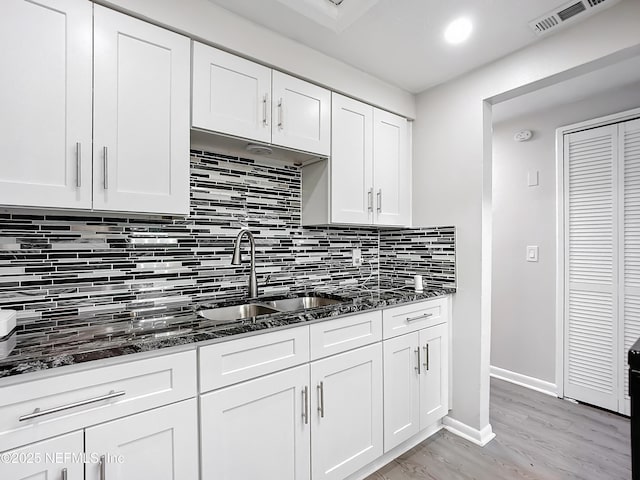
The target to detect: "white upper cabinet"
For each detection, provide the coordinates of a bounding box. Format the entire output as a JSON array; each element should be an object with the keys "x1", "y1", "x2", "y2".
[
  {"x1": 0, "y1": 0, "x2": 92, "y2": 209},
  {"x1": 192, "y1": 43, "x2": 271, "y2": 144},
  {"x1": 330, "y1": 94, "x2": 374, "y2": 224},
  {"x1": 323, "y1": 93, "x2": 411, "y2": 227},
  {"x1": 191, "y1": 43, "x2": 331, "y2": 156},
  {"x1": 0, "y1": 1, "x2": 190, "y2": 215},
  {"x1": 373, "y1": 109, "x2": 411, "y2": 226},
  {"x1": 93, "y1": 6, "x2": 190, "y2": 215},
  {"x1": 272, "y1": 71, "x2": 331, "y2": 156}
]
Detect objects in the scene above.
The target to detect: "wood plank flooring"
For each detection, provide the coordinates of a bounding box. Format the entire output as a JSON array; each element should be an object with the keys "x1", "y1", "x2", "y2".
[{"x1": 367, "y1": 378, "x2": 630, "y2": 480}]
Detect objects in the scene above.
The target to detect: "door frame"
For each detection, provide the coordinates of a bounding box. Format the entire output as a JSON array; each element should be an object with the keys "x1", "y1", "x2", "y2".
[{"x1": 554, "y1": 106, "x2": 640, "y2": 400}]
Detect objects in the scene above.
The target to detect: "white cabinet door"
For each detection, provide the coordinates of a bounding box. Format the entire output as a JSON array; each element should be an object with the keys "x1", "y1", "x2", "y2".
[
  {"x1": 0, "y1": 0, "x2": 92, "y2": 209},
  {"x1": 93, "y1": 6, "x2": 190, "y2": 215},
  {"x1": 419, "y1": 323, "x2": 449, "y2": 428},
  {"x1": 383, "y1": 332, "x2": 420, "y2": 452},
  {"x1": 0, "y1": 431, "x2": 83, "y2": 480},
  {"x1": 85, "y1": 399, "x2": 198, "y2": 480},
  {"x1": 310, "y1": 343, "x2": 383, "y2": 480},
  {"x1": 330, "y1": 93, "x2": 374, "y2": 225},
  {"x1": 373, "y1": 109, "x2": 410, "y2": 226},
  {"x1": 200, "y1": 365, "x2": 311, "y2": 480},
  {"x1": 272, "y1": 71, "x2": 331, "y2": 156},
  {"x1": 192, "y1": 42, "x2": 272, "y2": 144}
]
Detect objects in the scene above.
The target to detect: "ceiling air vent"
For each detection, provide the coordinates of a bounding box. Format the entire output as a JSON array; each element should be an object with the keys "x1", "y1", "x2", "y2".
[
  {"x1": 529, "y1": 0, "x2": 620, "y2": 36},
  {"x1": 557, "y1": 1, "x2": 586, "y2": 21}
]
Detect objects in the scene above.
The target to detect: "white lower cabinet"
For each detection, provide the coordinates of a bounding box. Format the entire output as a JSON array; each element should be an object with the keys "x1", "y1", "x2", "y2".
[
  {"x1": 310, "y1": 343, "x2": 383, "y2": 480},
  {"x1": 199, "y1": 340, "x2": 383, "y2": 480},
  {"x1": 200, "y1": 364, "x2": 311, "y2": 480},
  {"x1": 85, "y1": 398, "x2": 198, "y2": 480},
  {"x1": 0, "y1": 431, "x2": 84, "y2": 480},
  {"x1": 383, "y1": 322, "x2": 449, "y2": 452}
]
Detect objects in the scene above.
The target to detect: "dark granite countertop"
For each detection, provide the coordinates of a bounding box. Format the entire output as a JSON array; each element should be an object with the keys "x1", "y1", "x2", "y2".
[{"x1": 0, "y1": 285, "x2": 455, "y2": 380}]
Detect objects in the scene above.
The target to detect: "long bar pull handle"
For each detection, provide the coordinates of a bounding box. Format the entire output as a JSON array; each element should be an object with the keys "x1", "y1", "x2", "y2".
[
  {"x1": 99, "y1": 455, "x2": 106, "y2": 480},
  {"x1": 62, "y1": 468, "x2": 68, "y2": 480},
  {"x1": 406, "y1": 312, "x2": 433, "y2": 323},
  {"x1": 376, "y1": 189, "x2": 382, "y2": 212},
  {"x1": 317, "y1": 381, "x2": 324, "y2": 418},
  {"x1": 278, "y1": 98, "x2": 283, "y2": 130},
  {"x1": 367, "y1": 188, "x2": 373, "y2": 212},
  {"x1": 262, "y1": 94, "x2": 269, "y2": 126},
  {"x1": 302, "y1": 386, "x2": 309, "y2": 424},
  {"x1": 19, "y1": 390, "x2": 125, "y2": 421},
  {"x1": 103, "y1": 146, "x2": 109, "y2": 190},
  {"x1": 75, "y1": 142, "x2": 82, "y2": 188},
  {"x1": 415, "y1": 348, "x2": 421, "y2": 375},
  {"x1": 424, "y1": 344, "x2": 430, "y2": 371}
]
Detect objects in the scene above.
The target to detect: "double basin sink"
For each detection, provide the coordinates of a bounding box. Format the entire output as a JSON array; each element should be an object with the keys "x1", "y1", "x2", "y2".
[{"x1": 197, "y1": 296, "x2": 344, "y2": 325}]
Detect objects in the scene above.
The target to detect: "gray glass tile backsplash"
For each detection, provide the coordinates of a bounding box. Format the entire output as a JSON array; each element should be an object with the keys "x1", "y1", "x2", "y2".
[{"x1": 0, "y1": 150, "x2": 455, "y2": 331}]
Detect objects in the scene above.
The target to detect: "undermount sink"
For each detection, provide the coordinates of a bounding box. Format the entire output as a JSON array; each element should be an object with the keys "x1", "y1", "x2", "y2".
[
  {"x1": 197, "y1": 296, "x2": 345, "y2": 324},
  {"x1": 198, "y1": 303, "x2": 279, "y2": 324},
  {"x1": 264, "y1": 296, "x2": 343, "y2": 312}
]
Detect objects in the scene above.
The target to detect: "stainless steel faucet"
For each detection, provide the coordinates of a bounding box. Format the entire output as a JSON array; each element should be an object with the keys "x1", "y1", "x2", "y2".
[{"x1": 231, "y1": 229, "x2": 258, "y2": 298}]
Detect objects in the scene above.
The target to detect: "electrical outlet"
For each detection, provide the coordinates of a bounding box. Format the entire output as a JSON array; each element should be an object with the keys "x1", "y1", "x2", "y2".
[{"x1": 352, "y1": 248, "x2": 362, "y2": 267}]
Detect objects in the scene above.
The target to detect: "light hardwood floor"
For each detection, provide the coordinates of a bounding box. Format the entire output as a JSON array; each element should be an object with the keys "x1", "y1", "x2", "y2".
[{"x1": 367, "y1": 378, "x2": 631, "y2": 480}]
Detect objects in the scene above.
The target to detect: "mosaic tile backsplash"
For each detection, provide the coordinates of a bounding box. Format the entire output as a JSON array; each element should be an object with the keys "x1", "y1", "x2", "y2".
[{"x1": 0, "y1": 149, "x2": 455, "y2": 334}]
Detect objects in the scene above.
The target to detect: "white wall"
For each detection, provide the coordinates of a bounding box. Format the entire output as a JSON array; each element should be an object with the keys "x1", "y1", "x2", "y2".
[
  {"x1": 95, "y1": 0, "x2": 416, "y2": 119},
  {"x1": 491, "y1": 82, "x2": 640, "y2": 385},
  {"x1": 413, "y1": 0, "x2": 640, "y2": 434}
]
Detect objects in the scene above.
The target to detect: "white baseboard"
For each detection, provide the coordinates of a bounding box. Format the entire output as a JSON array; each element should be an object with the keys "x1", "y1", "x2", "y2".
[
  {"x1": 443, "y1": 416, "x2": 496, "y2": 446},
  {"x1": 490, "y1": 365, "x2": 557, "y2": 397}
]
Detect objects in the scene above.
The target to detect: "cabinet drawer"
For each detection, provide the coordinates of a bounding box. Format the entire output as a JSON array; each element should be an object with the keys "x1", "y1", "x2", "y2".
[
  {"x1": 310, "y1": 311, "x2": 382, "y2": 360},
  {"x1": 0, "y1": 350, "x2": 196, "y2": 453},
  {"x1": 383, "y1": 297, "x2": 449, "y2": 339},
  {"x1": 199, "y1": 326, "x2": 310, "y2": 392}
]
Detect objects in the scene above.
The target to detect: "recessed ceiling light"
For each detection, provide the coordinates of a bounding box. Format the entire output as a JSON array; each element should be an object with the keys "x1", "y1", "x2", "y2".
[{"x1": 444, "y1": 17, "x2": 473, "y2": 45}]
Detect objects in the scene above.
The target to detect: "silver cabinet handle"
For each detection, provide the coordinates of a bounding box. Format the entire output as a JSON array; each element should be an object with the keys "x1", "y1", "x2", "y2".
[
  {"x1": 317, "y1": 381, "x2": 324, "y2": 418},
  {"x1": 415, "y1": 347, "x2": 421, "y2": 375},
  {"x1": 376, "y1": 189, "x2": 382, "y2": 212},
  {"x1": 302, "y1": 386, "x2": 309, "y2": 424},
  {"x1": 75, "y1": 142, "x2": 82, "y2": 188},
  {"x1": 406, "y1": 312, "x2": 433, "y2": 323},
  {"x1": 62, "y1": 468, "x2": 68, "y2": 480},
  {"x1": 277, "y1": 98, "x2": 283, "y2": 129},
  {"x1": 367, "y1": 188, "x2": 373, "y2": 212},
  {"x1": 19, "y1": 390, "x2": 125, "y2": 421},
  {"x1": 423, "y1": 344, "x2": 430, "y2": 371},
  {"x1": 262, "y1": 94, "x2": 269, "y2": 126},
  {"x1": 99, "y1": 455, "x2": 106, "y2": 480},
  {"x1": 103, "y1": 146, "x2": 109, "y2": 190}
]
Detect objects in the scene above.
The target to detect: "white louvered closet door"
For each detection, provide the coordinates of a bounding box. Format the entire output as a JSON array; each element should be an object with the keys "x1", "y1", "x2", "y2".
[
  {"x1": 621, "y1": 119, "x2": 640, "y2": 415},
  {"x1": 564, "y1": 124, "x2": 619, "y2": 411}
]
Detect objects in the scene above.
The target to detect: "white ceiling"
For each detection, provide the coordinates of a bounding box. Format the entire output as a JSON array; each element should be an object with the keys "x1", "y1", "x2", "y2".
[
  {"x1": 205, "y1": 0, "x2": 598, "y2": 93},
  {"x1": 492, "y1": 53, "x2": 640, "y2": 124}
]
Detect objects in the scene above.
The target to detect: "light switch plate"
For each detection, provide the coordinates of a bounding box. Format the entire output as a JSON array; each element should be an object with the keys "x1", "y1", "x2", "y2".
[
  {"x1": 527, "y1": 245, "x2": 539, "y2": 262},
  {"x1": 527, "y1": 170, "x2": 539, "y2": 187}
]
